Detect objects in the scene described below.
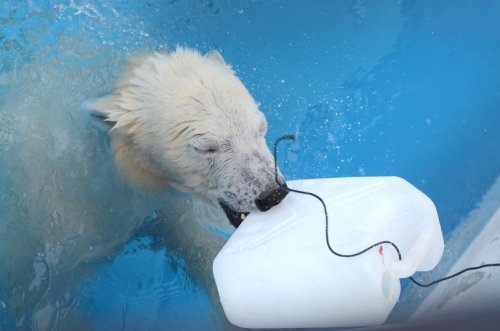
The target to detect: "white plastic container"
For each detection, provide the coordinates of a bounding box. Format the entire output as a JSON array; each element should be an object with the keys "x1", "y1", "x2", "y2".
[{"x1": 213, "y1": 177, "x2": 444, "y2": 329}]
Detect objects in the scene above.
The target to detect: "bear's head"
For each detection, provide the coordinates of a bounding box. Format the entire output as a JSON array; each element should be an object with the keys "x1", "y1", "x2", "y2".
[{"x1": 86, "y1": 48, "x2": 288, "y2": 227}]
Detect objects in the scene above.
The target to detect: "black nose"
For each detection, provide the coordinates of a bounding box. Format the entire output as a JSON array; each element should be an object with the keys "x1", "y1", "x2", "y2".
[{"x1": 255, "y1": 184, "x2": 289, "y2": 212}]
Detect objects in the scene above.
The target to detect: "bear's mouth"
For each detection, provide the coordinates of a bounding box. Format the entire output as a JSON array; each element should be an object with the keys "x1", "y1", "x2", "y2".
[{"x1": 219, "y1": 201, "x2": 249, "y2": 228}]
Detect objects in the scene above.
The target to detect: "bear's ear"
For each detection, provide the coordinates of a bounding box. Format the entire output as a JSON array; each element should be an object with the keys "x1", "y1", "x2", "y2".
[
  {"x1": 81, "y1": 97, "x2": 116, "y2": 132},
  {"x1": 206, "y1": 50, "x2": 226, "y2": 65}
]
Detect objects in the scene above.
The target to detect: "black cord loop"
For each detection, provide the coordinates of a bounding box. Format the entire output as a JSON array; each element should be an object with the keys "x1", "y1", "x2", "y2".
[
  {"x1": 273, "y1": 135, "x2": 402, "y2": 260},
  {"x1": 273, "y1": 134, "x2": 499, "y2": 288}
]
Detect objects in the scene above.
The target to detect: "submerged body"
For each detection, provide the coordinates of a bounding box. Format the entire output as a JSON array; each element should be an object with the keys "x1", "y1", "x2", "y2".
[{"x1": 1, "y1": 48, "x2": 288, "y2": 329}]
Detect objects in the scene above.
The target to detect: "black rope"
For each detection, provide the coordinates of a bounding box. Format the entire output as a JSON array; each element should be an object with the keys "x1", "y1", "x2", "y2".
[
  {"x1": 409, "y1": 263, "x2": 500, "y2": 287},
  {"x1": 273, "y1": 134, "x2": 500, "y2": 288},
  {"x1": 273, "y1": 135, "x2": 401, "y2": 260}
]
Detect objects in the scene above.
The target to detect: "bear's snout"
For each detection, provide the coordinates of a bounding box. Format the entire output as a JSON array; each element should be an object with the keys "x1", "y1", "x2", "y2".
[{"x1": 255, "y1": 184, "x2": 289, "y2": 212}]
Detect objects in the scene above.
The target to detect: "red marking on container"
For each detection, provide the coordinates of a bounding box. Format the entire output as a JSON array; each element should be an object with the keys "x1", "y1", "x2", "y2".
[{"x1": 379, "y1": 246, "x2": 384, "y2": 255}]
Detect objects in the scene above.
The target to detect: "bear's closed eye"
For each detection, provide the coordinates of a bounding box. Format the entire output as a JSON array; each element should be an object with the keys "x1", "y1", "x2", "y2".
[
  {"x1": 189, "y1": 135, "x2": 223, "y2": 154},
  {"x1": 195, "y1": 145, "x2": 219, "y2": 154}
]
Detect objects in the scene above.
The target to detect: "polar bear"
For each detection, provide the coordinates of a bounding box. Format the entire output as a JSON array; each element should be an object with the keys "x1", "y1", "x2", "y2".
[
  {"x1": 84, "y1": 47, "x2": 288, "y2": 227},
  {"x1": 0, "y1": 47, "x2": 291, "y2": 329}
]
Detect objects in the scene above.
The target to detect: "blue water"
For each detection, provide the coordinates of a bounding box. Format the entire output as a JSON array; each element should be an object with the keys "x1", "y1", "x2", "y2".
[{"x1": 1, "y1": 1, "x2": 499, "y2": 330}]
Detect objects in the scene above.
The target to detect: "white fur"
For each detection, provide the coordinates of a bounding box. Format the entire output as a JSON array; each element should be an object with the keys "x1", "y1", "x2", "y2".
[
  {"x1": 2, "y1": 45, "x2": 273, "y2": 329},
  {"x1": 86, "y1": 47, "x2": 281, "y2": 213}
]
